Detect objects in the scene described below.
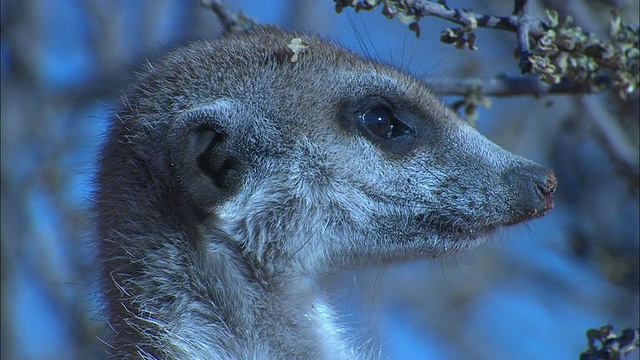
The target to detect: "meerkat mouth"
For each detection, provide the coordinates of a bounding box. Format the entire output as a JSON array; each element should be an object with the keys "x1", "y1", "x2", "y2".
[
  {"x1": 411, "y1": 213, "x2": 499, "y2": 241},
  {"x1": 360, "y1": 190, "x2": 498, "y2": 241}
]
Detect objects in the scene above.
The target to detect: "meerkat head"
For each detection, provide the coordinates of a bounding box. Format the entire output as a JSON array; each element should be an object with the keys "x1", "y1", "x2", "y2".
[{"x1": 102, "y1": 26, "x2": 555, "y2": 278}]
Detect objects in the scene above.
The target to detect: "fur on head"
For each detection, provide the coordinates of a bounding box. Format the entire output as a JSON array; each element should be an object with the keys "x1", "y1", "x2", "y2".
[{"x1": 96, "y1": 26, "x2": 555, "y2": 358}]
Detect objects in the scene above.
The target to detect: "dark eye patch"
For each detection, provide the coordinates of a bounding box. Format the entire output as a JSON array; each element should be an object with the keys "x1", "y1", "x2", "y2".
[
  {"x1": 360, "y1": 107, "x2": 412, "y2": 139},
  {"x1": 338, "y1": 95, "x2": 420, "y2": 156}
]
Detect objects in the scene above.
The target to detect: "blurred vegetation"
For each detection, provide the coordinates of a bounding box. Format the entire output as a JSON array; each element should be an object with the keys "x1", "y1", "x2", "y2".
[{"x1": 1, "y1": 0, "x2": 638, "y2": 359}]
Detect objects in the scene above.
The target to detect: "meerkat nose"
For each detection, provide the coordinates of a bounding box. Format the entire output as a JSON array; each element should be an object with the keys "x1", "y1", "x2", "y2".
[
  {"x1": 501, "y1": 164, "x2": 557, "y2": 223},
  {"x1": 535, "y1": 170, "x2": 557, "y2": 214},
  {"x1": 524, "y1": 166, "x2": 556, "y2": 219}
]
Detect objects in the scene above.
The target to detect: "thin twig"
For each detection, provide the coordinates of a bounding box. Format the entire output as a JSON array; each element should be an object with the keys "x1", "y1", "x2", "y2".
[
  {"x1": 513, "y1": 0, "x2": 533, "y2": 74},
  {"x1": 581, "y1": 96, "x2": 640, "y2": 177},
  {"x1": 200, "y1": 0, "x2": 238, "y2": 33},
  {"x1": 424, "y1": 75, "x2": 612, "y2": 97},
  {"x1": 404, "y1": 0, "x2": 546, "y2": 37}
]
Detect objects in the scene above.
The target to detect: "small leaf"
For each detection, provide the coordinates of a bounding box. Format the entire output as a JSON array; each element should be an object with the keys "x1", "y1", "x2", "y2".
[
  {"x1": 287, "y1": 38, "x2": 309, "y2": 63},
  {"x1": 397, "y1": 12, "x2": 416, "y2": 25},
  {"x1": 546, "y1": 9, "x2": 559, "y2": 28},
  {"x1": 610, "y1": 11, "x2": 622, "y2": 36},
  {"x1": 440, "y1": 28, "x2": 460, "y2": 44}
]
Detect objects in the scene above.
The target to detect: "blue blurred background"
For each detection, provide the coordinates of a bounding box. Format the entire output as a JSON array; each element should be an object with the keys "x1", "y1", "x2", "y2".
[{"x1": 1, "y1": 0, "x2": 638, "y2": 359}]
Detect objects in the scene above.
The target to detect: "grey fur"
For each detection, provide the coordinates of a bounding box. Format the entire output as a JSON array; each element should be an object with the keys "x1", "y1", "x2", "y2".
[{"x1": 96, "y1": 26, "x2": 556, "y2": 359}]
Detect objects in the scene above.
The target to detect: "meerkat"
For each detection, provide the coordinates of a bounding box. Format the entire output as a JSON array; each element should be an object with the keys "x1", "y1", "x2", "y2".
[{"x1": 96, "y1": 26, "x2": 556, "y2": 359}]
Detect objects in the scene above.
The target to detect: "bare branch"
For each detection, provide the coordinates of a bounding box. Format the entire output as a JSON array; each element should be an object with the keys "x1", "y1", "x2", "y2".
[
  {"x1": 335, "y1": 0, "x2": 547, "y2": 36},
  {"x1": 581, "y1": 96, "x2": 640, "y2": 178},
  {"x1": 406, "y1": 0, "x2": 546, "y2": 36},
  {"x1": 200, "y1": 0, "x2": 239, "y2": 33},
  {"x1": 512, "y1": 0, "x2": 527, "y2": 16},
  {"x1": 425, "y1": 75, "x2": 612, "y2": 97},
  {"x1": 513, "y1": 0, "x2": 533, "y2": 74}
]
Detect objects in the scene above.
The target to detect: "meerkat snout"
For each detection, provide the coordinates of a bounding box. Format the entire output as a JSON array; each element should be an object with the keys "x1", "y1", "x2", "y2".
[{"x1": 96, "y1": 26, "x2": 556, "y2": 359}]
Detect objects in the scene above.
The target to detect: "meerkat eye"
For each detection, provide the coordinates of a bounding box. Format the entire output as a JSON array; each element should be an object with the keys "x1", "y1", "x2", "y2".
[{"x1": 360, "y1": 107, "x2": 410, "y2": 139}]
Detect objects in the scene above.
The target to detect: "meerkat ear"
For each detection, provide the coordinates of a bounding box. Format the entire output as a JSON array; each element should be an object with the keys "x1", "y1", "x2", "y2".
[{"x1": 167, "y1": 106, "x2": 244, "y2": 214}]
